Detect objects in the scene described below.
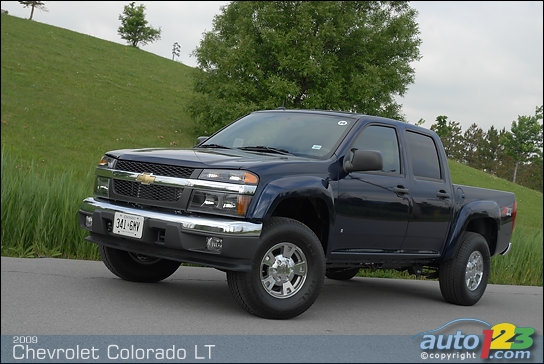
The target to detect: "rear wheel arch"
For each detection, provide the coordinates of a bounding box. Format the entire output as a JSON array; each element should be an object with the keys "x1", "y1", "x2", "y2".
[
  {"x1": 465, "y1": 218, "x2": 497, "y2": 255},
  {"x1": 443, "y1": 215, "x2": 497, "y2": 262}
]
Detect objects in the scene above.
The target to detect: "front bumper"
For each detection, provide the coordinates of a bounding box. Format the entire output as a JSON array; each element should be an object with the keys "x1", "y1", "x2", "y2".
[{"x1": 78, "y1": 197, "x2": 263, "y2": 271}]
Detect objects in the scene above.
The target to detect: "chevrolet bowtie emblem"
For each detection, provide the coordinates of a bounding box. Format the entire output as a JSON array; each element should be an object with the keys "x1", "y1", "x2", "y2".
[{"x1": 136, "y1": 173, "x2": 156, "y2": 185}]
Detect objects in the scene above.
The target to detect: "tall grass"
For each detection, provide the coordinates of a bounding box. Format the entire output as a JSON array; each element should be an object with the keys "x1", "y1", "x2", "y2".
[
  {"x1": 1, "y1": 151, "x2": 99, "y2": 260},
  {"x1": 490, "y1": 228, "x2": 543, "y2": 286}
]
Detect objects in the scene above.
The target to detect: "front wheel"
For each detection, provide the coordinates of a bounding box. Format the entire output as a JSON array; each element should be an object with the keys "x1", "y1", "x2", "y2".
[
  {"x1": 439, "y1": 232, "x2": 490, "y2": 306},
  {"x1": 227, "y1": 217, "x2": 325, "y2": 319},
  {"x1": 99, "y1": 245, "x2": 180, "y2": 283}
]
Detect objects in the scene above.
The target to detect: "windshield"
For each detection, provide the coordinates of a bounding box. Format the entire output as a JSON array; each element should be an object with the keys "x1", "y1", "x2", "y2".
[{"x1": 199, "y1": 111, "x2": 356, "y2": 158}]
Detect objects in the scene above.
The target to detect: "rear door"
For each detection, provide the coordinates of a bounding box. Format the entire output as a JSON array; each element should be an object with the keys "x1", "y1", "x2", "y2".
[{"x1": 401, "y1": 130, "x2": 453, "y2": 254}]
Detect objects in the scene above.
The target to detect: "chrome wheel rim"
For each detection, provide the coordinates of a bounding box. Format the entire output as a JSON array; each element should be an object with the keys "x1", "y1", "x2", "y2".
[
  {"x1": 260, "y1": 242, "x2": 307, "y2": 299},
  {"x1": 465, "y1": 251, "x2": 484, "y2": 291}
]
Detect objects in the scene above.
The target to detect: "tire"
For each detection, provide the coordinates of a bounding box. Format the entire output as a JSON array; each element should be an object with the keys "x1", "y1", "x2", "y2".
[
  {"x1": 227, "y1": 217, "x2": 325, "y2": 319},
  {"x1": 326, "y1": 267, "x2": 360, "y2": 280},
  {"x1": 439, "y1": 232, "x2": 490, "y2": 306},
  {"x1": 99, "y1": 245, "x2": 180, "y2": 283}
]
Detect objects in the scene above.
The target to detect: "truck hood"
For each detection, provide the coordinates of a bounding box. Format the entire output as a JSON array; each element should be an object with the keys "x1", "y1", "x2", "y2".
[{"x1": 106, "y1": 147, "x2": 304, "y2": 169}]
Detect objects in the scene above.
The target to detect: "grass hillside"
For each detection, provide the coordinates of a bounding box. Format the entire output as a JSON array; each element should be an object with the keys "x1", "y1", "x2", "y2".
[
  {"x1": 1, "y1": 14, "x2": 542, "y2": 285},
  {"x1": 1, "y1": 14, "x2": 198, "y2": 178}
]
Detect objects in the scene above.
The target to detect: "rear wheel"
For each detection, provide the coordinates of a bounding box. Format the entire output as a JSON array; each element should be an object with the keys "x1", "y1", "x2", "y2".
[
  {"x1": 99, "y1": 245, "x2": 180, "y2": 283},
  {"x1": 439, "y1": 232, "x2": 490, "y2": 306},
  {"x1": 227, "y1": 217, "x2": 325, "y2": 319},
  {"x1": 326, "y1": 267, "x2": 360, "y2": 280}
]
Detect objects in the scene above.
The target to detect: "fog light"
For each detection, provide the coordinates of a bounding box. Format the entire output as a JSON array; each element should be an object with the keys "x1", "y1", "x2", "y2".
[
  {"x1": 95, "y1": 177, "x2": 110, "y2": 196},
  {"x1": 206, "y1": 237, "x2": 223, "y2": 253},
  {"x1": 85, "y1": 215, "x2": 93, "y2": 228}
]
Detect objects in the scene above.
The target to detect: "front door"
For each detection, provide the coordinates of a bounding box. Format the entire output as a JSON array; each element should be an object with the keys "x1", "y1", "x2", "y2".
[{"x1": 332, "y1": 124, "x2": 410, "y2": 257}]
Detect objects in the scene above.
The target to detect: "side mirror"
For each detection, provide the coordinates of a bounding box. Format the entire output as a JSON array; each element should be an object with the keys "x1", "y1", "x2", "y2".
[
  {"x1": 344, "y1": 149, "x2": 383, "y2": 173},
  {"x1": 196, "y1": 136, "x2": 209, "y2": 146}
]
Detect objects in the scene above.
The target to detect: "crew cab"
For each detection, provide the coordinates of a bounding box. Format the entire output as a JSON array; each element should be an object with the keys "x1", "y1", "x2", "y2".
[{"x1": 78, "y1": 109, "x2": 516, "y2": 319}]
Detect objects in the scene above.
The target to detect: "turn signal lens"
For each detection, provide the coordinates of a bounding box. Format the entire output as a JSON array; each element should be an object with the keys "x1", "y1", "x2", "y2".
[{"x1": 98, "y1": 155, "x2": 115, "y2": 168}]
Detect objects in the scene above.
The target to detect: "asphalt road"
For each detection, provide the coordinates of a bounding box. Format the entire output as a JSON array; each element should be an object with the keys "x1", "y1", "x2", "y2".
[
  {"x1": 1, "y1": 257, "x2": 542, "y2": 363},
  {"x1": 2, "y1": 256, "x2": 542, "y2": 335}
]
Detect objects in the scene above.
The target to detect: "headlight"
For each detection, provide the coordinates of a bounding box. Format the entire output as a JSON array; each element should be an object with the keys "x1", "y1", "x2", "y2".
[
  {"x1": 188, "y1": 169, "x2": 258, "y2": 216},
  {"x1": 199, "y1": 169, "x2": 258, "y2": 185}
]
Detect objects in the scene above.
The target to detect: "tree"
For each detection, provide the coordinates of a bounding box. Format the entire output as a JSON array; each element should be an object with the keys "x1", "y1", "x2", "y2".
[
  {"x1": 189, "y1": 1, "x2": 421, "y2": 134},
  {"x1": 117, "y1": 2, "x2": 161, "y2": 48},
  {"x1": 430, "y1": 115, "x2": 464, "y2": 161},
  {"x1": 516, "y1": 157, "x2": 543, "y2": 192},
  {"x1": 495, "y1": 128, "x2": 516, "y2": 182},
  {"x1": 172, "y1": 42, "x2": 181, "y2": 61},
  {"x1": 462, "y1": 123, "x2": 486, "y2": 169},
  {"x1": 503, "y1": 105, "x2": 543, "y2": 183},
  {"x1": 18, "y1": 1, "x2": 47, "y2": 20},
  {"x1": 480, "y1": 125, "x2": 506, "y2": 176}
]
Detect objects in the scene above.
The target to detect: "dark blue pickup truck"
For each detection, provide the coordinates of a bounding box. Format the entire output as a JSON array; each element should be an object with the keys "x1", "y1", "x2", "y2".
[{"x1": 78, "y1": 109, "x2": 517, "y2": 319}]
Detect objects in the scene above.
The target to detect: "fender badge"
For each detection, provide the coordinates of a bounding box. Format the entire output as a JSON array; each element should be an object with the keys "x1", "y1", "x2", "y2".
[{"x1": 136, "y1": 173, "x2": 156, "y2": 185}]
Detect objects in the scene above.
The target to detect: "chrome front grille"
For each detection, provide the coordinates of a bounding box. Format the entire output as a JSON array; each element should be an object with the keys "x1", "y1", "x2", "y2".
[{"x1": 111, "y1": 160, "x2": 195, "y2": 206}]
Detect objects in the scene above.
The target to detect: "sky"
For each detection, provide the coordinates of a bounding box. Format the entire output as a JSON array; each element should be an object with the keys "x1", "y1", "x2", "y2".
[{"x1": 1, "y1": 1, "x2": 542, "y2": 132}]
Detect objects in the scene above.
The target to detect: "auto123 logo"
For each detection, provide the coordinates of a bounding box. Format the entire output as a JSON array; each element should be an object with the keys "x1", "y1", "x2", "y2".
[{"x1": 413, "y1": 318, "x2": 535, "y2": 360}]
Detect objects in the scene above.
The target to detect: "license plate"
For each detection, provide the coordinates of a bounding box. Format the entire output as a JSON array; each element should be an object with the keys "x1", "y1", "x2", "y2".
[{"x1": 113, "y1": 212, "x2": 144, "y2": 239}]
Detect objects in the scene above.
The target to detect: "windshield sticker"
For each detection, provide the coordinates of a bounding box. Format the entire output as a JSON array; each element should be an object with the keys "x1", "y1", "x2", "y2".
[
  {"x1": 338, "y1": 120, "x2": 348, "y2": 126},
  {"x1": 312, "y1": 145, "x2": 322, "y2": 150}
]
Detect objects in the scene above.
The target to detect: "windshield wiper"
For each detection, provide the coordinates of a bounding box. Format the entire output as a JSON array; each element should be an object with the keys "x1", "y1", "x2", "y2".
[
  {"x1": 239, "y1": 146, "x2": 292, "y2": 155},
  {"x1": 199, "y1": 144, "x2": 230, "y2": 149}
]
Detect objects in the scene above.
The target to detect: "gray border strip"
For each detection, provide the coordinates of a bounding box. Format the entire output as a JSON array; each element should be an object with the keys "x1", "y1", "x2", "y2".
[{"x1": 2, "y1": 335, "x2": 542, "y2": 363}]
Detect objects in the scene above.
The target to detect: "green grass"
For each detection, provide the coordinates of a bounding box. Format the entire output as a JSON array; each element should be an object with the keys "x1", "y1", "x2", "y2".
[
  {"x1": 1, "y1": 151, "x2": 100, "y2": 260},
  {"x1": 1, "y1": 14, "x2": 198, "y2": 180},
  {"x1": 1, "y1": 14, "x2": 542, "y2": 286}
]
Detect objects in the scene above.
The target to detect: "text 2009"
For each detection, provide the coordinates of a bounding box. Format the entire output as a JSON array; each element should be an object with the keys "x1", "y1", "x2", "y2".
[{"x1": 13, "y1": 336, "x2": 38, "y2": 344}]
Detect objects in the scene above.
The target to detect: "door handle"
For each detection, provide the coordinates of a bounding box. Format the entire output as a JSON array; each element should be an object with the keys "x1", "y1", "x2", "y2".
[
  {"x1": 393, "y1": 185, "x2": 409, "y2": 195},
  {"x1": 437, "y1": 190, "x2": 450, "y2": 199}
]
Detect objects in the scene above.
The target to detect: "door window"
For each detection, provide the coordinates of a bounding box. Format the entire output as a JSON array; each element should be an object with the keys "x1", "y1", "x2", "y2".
[
  {"x1": 351, "y1": 125, "x2": 401, "y2": 174},
  {"x1": 405, "y1": 131, "x2": 442, "y2": 180}
]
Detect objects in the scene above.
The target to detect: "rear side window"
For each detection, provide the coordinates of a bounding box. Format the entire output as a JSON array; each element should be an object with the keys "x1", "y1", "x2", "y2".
[{"x1": 405, "y1": 131, "x2": 442, "y2": 180}]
